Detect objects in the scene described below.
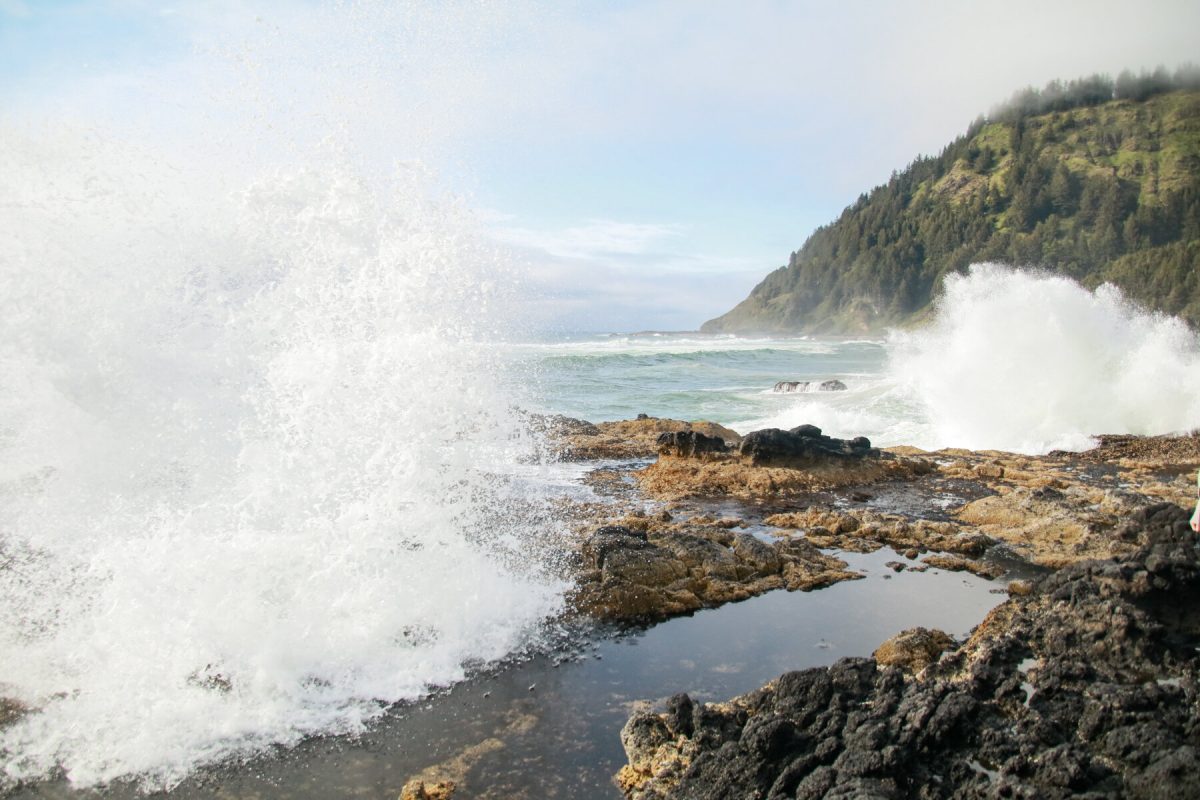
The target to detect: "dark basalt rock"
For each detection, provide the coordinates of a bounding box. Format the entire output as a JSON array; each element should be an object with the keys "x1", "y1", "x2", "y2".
[
  {"x1": 773, "y1": 380, "x2": 848, "y2": 393},
  {"x1": 619, "y1": 503, "x2": 1200, "y2": 799},
  {"x1": 527, "y1": 413, "x2": 601, "y2": 438},
  {"x1": 657, "y1": 430, "x2": 730, "y2": 458},
  {"x1": 738, "y1": 425, "x2": 874, "y2": 466}
]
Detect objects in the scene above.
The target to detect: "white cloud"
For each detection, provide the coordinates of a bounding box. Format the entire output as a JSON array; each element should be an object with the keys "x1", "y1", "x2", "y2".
[
  {"x1": 7, "y1": 0, "x2": 1198, "y2": 332},
  {"x1": 484, "y1": 216, "x2": 767, "y2": 331},
  {"x1": 491, "y1": 219, "x2": 686, "y2": 261}
]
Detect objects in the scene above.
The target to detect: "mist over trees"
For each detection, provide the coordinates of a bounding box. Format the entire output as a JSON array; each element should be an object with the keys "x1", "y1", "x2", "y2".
[
  {"x1": 703, "y1": 68, "x2": 1200, "y2": 333},
  {"x1": 989, "y1": 65, "x2": 1200, "y2": 124}
]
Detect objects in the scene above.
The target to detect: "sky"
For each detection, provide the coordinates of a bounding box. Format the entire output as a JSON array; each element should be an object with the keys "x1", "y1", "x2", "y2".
[{"x1": 3, "y1": 0, "x2": 1199, "y2": 332}]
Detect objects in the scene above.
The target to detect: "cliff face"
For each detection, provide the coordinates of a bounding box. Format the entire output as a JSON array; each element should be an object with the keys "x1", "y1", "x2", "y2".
[{"x1": 702, "y1": 87, "x2": 1200, "y2": 334}]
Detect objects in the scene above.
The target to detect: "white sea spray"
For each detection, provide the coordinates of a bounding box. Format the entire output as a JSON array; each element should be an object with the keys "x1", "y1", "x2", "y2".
[
  {"x1": 0, "y1": 3, "x2": 567, "y2": 787},
  {"x1": 888, "y1": 263, "x2": 1200, "y2": 453}
]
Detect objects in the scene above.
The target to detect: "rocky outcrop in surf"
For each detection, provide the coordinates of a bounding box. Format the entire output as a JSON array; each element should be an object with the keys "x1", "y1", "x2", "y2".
[
  {"x1": 773, "y1": 380, "x2": 847, "y2": 393},
  {"x1": 535, "y1": 414, "x2": 742, "y2": 461},
  {"x1": 557, "y1": 420, "x2": 1199, "y2": 618},
  {"x1": 617, "y1": 503, "x2": 1200, "y2": 799},
  {"x1": 738, "y1": 425, "x2": 873, "y2": 466},
  {"x1": 535, "y1": 416, "x2": 1200, "y2": 798},
  {"x1": 638, "y1": 424, "x2": 915, "y2": 501}
]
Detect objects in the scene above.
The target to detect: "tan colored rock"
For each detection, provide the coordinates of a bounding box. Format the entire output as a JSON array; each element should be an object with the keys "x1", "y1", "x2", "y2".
[
  {"x1": 560, "y1": 420, "x2": 1200, "y2": 624},
  {"x1": 921, "y1": 553, "x2": 1005, "y2": 578},
  {"x1": 559, "y1": 417, "x2": 742, "y2": 460},
  {"x1": 765, "y1": 508, "x2": 861, "y2": 534},
  {"x1": 954, "y1": 486, "x2": 1131, "y2": 567},
  {"x1": 974, "y1": 463, "x2": 1005, "y2": 479},
  {"x1": 637, "y1": 454, "x2": 910, "y2": 501},
  {"x1": 767, "y1": 507, "x2": 990, "y2": 558},
  {"x1": 1007, "y1": 579, "x2": 1035, "y2": 596},
  {"x1": 572, "y1": 523, "x2": 861, "y2": 622},
  {"x1": 873, "y1": 627, "x2": 955, "y2": 674},
  {"x1": 400, "y1": 780, "x2": 456, "y2": 800},
  {"x1": 398, "y1": 710, "x2": 537, "y2": 798},
  {"x1": 616, "y1": 713, "x2": 699, "y2": 799}
]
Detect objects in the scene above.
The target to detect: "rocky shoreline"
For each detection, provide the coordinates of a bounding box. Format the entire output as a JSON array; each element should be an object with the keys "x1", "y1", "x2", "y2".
[
  {"x1": 7, "y1": 413, "x2": 1197, "y2": 799},
  {"x1": 540, "y1": 416, "x2": 1200, "y2": 799},
  {"x1": 617, "y1": 503, "x2": 1199, "y2": 799}
]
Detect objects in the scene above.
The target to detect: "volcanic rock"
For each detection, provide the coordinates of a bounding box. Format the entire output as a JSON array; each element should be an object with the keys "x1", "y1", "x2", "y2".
[
  {"x1": 772, "y1": 380, "x2": 848, "y2": 392},
  {"x1": 572, "y1": 523, "x2": 862, "y2": 623},
  {"x1": 550, "y1": 416, "x2": 742, "y2": 460},
  {"x1": 637, "y1": 425, "x2": 913, "y2": 501},
  {"x1": 872, "y1": 627, "x2": 955, "y2": 674},
  {"x1": 400, "y1": 780, "x2": 456, "y2": 800},
  {"x1": 738, "y1": 425, "x2": 873, "y2": 467},
  {"x1": 656, "y1": 430, "x2": 730, "y2": 458},
  {"x1": 617, "y1": 503, "x2": 1200, "y2": 799}
]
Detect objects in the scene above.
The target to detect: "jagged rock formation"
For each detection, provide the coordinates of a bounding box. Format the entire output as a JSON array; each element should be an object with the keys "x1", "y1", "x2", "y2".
[
  {"x1": 618, "y1": 503, "x2": 1200, "y2": 799},
  {"x1": 570, "y1": 523, "x2": 861, "y2": 623},
  {"x1": 773, "y1": 380, "x2": 848, "y2": 393},
  {"x1": 638, "y1": 424, "x2": 915, "y2": 500},
  {"x1": 537, "y1": 415, "x2": 742, "y2": 461}
]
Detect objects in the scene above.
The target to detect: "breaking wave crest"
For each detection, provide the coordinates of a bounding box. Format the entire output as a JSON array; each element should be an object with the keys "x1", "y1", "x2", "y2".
[
  {"x1": 0, "y1": 99, "x2": 563, "y2": 795},
  {"x1": 887, "y1": 264, "x2": 1200, "y2": 453}
]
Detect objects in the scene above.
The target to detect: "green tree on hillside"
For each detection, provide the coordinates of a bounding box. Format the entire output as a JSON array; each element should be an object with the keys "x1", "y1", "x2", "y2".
[{"x1": 703, "y1": 69, "x2": 1200, "y2": 334}]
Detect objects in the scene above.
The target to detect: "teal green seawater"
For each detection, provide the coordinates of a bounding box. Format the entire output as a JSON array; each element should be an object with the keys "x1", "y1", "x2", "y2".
[
  {"x1": 504, "y1": 332, "x2": 922, "y2": 446},
  {"x1": 506, "y1": 277, "x2": 1200, "y2": 455}
]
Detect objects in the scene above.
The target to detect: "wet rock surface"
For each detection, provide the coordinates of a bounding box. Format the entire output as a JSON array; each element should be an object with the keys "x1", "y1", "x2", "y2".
[
  {"x1": 738, "y1": 425, "x2": 874, "y2": 467},
  {"x1": 541, "y1": 415, "x2": 743, "y2": 460},
  {"x1": 558, "y1": 419, "x2": 1198, "y2": 627},
  {"x1": 871, "y1": 627, "x2": 955, "y2": 675},
  {"x1": 544, "y1": 418, "x2": 1200, "y2": 797},
  {"x1": 570, "y1": 521, "x2": 862, "y2": 623},
  {"x1": 0, "y1": 697, "x2": 27, "y2": 728},
  {"x1": 637, "y1": 425, "x2": 916, "y2": 502},
  {"x1": 617, "y1": 503, "x2": 1200, "y2": 799},
  {"x1": 772, "y1": 380, "x2": 847, "y2": 393}
]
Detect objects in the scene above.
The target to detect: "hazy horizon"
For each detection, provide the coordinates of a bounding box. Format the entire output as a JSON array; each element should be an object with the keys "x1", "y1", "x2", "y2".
[{"x1": 3, "y1": 0, "x2": 1199, "y2": 331}]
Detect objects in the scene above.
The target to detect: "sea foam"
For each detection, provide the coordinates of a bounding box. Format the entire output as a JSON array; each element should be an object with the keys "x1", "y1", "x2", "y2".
[
  {"x1": 727, "y1": 265, "x2": 1199, "y2": 453},
  {"x1": 888, "y1": 263, "x2": 1200, "y2": 453}
]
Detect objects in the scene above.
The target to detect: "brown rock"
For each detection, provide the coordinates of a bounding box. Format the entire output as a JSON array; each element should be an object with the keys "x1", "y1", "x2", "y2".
[
  {"x1": 572, "y1": 523, "x2": 862, "y2": 623},
  {"x1": 1007, "y1": 579, "x2": 1035, "y2": 596},
  {"x1": 921, "y1": 553, "x2": 1004, "y2": 579},
  {"x1": 955, "y1": 486, "x2": 1129, "y2": 567},
  {"x1": 766, "y1": 508, "x2": 861, "y2": 534},
  {"x1": 873, "y1": 627, "x2": 955, "y2": 673},
  {"x1": 566, "y1": 417, "x2": 742, "y2": 460},
  {"x1": 400, "y1": 780, "x2": 456, "y2": 800},
  {"x1": 0, "y1": 697, "x2": 28, "y2": 727},
  {"x1": 637, "y1": 456, "x2": 906, "y2": 501},
  {"x1": 974, "y1": 463, "x2": 1005, "y2": 479}
]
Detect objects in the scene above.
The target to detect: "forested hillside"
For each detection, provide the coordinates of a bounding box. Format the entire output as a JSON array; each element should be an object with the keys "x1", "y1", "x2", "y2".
[{"x1": 702, "y1": 69, "x2": 1200, "y2": 333}]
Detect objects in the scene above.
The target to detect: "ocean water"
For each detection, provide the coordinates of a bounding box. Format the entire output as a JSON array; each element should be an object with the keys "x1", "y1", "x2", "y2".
[
  {"x1": 4, "y1": 1, "x2": 1200, "y2": 794},
  {"x1": 512, "y1": 266, "x2": 1200, "y2": 454}
]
